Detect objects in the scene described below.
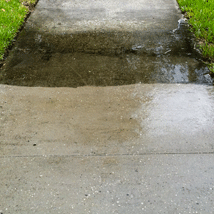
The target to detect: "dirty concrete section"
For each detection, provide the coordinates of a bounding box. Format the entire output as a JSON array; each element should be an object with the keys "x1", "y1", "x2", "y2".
[{"x1": 0, "y1": 0, "x2": 212, "y2": 86}]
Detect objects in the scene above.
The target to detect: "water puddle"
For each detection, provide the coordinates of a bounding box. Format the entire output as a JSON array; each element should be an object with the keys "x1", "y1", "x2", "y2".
[{"x1": 0, "y1": 18, "x2": 212, "y2": 87}]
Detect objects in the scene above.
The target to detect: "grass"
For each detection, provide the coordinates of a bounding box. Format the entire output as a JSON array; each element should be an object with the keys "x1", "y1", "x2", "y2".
[
  {"x1": 177, "y1": 0, "x2": 214, "y2": 73},
  {"x1": 0, "y1": 0, "x2": 36, "y2": 60}
]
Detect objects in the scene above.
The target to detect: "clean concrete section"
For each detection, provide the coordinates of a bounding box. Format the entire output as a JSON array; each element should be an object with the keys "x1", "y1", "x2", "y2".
[
  {"x1": 1, "y1": 154, "x2": 214, "y2": 213},
  {"x1": 1, "y1": 84, "x2": 214, "y2": 213},
  {"x1": 0, "y1": 84, "x2": 214, "y2": 157},
  {"x1": 1, "y1": 0, "x2": 214, "y2": 213}
]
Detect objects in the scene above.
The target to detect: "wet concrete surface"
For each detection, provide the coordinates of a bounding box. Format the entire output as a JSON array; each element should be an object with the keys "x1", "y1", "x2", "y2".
[
  {"x1": 0, "y1": 84, "x2": 214, "y2": 156},
  {"x1": 1, "y1": 0, "x2": 214, "y2": 213},
  {"x1": 0, "y1": 0, "x2": 212, "y2": 86},
  {"x1": 0, "y1": 84, "x2": 214, "y2": 213}
]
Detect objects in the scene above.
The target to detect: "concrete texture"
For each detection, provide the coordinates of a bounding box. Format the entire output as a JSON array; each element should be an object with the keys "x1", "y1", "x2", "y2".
[
  {"x1": 2, "y1": 154, "x2": 214, "y2": 213},
  {"x1": 32, "y1": 0, "x2": 181, "y2": 32},
  {"x1": 0, "y1": 84, "x2": 214, "y2": 157},
  {"x1": 0, "y1": 0, "x2": 214, "y2": 213},
  {"x1": 1, "y1": 0, "x2": 212, "y2": 86},
  {"x1": 1, "y1": 84, "x2": 214, "y2": 213}
]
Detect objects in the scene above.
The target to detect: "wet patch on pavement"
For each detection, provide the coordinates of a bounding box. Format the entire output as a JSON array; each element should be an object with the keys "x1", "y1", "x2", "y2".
[{"x1": 0, "y1": 19, "x2": 212, "y2": 87}]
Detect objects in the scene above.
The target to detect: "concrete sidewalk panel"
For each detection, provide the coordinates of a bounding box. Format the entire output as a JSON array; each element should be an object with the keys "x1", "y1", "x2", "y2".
[
  {"x1": 33, "y1": 0, "x2": 181, "y2": 32},
  {"x1": 0, "y1": 84, "x2": 213, "y2": 157},
  {"x1": 1, "y1": 154, "x2": 214, "y2": 213},
  {"x1": 2, "y1": 0, "x2": 211, "y2": 86}
]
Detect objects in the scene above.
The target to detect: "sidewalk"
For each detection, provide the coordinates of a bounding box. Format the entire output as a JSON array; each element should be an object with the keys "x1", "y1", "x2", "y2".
[{"x1": 0, "y1": 0, "x2": 214, "y2": 213}]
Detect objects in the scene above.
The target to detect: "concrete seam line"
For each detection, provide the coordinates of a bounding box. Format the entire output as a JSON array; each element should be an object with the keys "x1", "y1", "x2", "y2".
[{"x1": 0, "y1": 152, "x2": 214, "y2": 158}]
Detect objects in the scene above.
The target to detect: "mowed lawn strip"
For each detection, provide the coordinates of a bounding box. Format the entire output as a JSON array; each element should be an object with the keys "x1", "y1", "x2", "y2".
[
  {"x1": 177, "y1": 0, "x2": 214, "y2": 73},
  {"x1": 0, "y1": 0, "x2": 36, "y2": 60}
]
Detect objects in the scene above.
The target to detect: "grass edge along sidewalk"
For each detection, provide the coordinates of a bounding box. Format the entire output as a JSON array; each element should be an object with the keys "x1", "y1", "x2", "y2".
[
  {"x1": 0, "y1": 0, "x2": 37, "y2": 63},
  {"x1": 177, "y1": 0, "x2": 214, "y2": 74}
]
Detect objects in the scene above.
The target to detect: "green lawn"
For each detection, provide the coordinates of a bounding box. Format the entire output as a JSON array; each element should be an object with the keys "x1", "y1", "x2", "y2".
[
  {"x1": 177, "y1": 0, "x2": 214, "y2": 73},
  {"x1": 0, "y1": 0, "x2": 36, "y2": 60}
]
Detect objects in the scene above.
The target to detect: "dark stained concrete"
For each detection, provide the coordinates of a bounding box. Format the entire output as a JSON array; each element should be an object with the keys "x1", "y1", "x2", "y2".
[{"x1": 0, "y1": 0, "x2": 212, "y2": 86}]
